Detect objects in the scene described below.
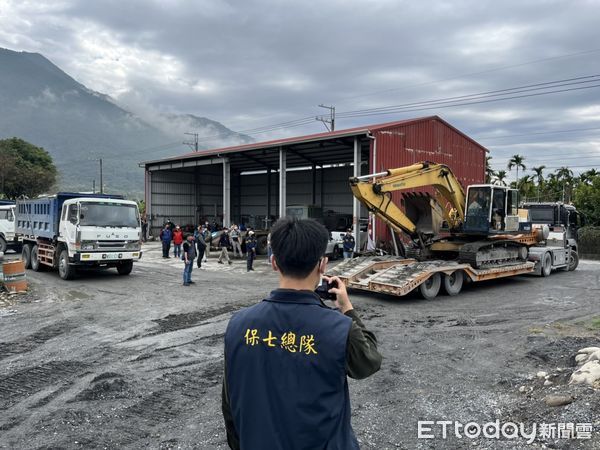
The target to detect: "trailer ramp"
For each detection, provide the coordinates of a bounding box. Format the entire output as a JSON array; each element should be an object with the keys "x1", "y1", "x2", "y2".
[{"x1": 327, "y1": 256, "x2": 534, "y2": 298}]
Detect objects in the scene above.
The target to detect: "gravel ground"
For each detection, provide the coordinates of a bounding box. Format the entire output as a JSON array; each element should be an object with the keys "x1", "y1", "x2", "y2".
[{"x1": 0, "y1": 243, "x2": 599, "y2": 449}]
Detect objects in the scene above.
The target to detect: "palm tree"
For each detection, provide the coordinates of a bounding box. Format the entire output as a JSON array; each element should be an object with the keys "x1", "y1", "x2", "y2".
[
  {"x1": 555, "y1": 167, "x2": 574, "y2": 202},
  {"x1": 579, "y1": 168, "x2": 599, "y2": 185},
  {"x1": 494, "y1": 170, "x2": 508, "y2": 186},
  {"x1": 531, "y1": 165, "x2": 546, "y2": 201},
  {"x1": 507, "y1": 154, "x2": 526, "y2": 185}
]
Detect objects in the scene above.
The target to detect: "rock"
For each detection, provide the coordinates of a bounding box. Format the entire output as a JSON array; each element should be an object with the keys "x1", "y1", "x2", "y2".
[
  {"x1": 537, "y1": 371, "x2": 547, "y2": 379},
  {"x1": 519, "y1": 386, "x2": 527, "y2": 393},
  {"x1": 570, "y1": 360, "x2": 600, "y2": 386},
  {"x1": 544, "y1": 395, "x2": 573, "y2": 407},
  {"x1": 544, "y1": 380, "x2": 553, "y2": 386},
  {"x1": 578, "y1": 347, "x2": 600, "y2": 354}
]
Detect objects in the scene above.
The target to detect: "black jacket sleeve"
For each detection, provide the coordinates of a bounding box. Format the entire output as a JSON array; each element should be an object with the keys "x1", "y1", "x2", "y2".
[
  {"x1": 344, "y1": 309, "x2": 382, "y2": 379},
  {"x1": 222, "y1": 360, "x2": 240, "y2": 449}
]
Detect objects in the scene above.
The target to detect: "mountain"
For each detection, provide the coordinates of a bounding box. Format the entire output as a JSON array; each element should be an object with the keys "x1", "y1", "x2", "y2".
[{"x1": 0, "y1": 48, "x2": 251, "y2": 196}]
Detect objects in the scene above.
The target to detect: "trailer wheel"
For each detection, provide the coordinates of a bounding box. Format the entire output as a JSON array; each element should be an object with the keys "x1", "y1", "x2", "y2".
[
  {"x1": 419, "y1": 272, "x2": 441, "y2": 299},
  {"x1": 256, "y1": 236, "x2": 268, "y2": 255},
  {"x1": 22, "y1": 244, "x2": 32, "y2": 269},
  {"x1": 0, "y1": 236, "x2": 7, "y2": 254},
  {"x1": 58, "y1": 249, "x2": 74, "y2": 280},
  {"x1": 567, "y1": 250, "x2": 579, "y2": 272},
  {"x1": 117, "y1": 261, "x2": 133, "y2": 275},
  {"x1": 443, "y1": 270, "x2": 464, "y2": 296},
  {"x1": 31, "y1": 245, "x2": 44, "y2": 272},
  {"x1": 541, "y1": 252, "x2": 552, "y2": 277}
]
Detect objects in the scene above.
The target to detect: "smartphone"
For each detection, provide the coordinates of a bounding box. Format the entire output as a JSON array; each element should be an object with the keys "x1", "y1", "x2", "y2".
[{"x1": 315, "y1": 278, "x2": 337, "y2": 300}]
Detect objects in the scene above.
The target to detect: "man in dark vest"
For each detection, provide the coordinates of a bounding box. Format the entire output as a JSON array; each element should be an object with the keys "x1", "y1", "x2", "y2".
[{"x1": 222, "y1": 217, "x2": 382, "y2": 449}]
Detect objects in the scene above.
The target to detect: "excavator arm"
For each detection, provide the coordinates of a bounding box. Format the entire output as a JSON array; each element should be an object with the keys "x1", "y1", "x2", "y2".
[{"x1": 349, "y1": 161, "x2": 466, "y2": 243}]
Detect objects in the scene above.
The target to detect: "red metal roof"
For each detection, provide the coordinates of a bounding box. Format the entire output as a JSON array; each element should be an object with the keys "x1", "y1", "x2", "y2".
[{"x1": 142, "y1": 115, "x2": 488, "y2": 165}]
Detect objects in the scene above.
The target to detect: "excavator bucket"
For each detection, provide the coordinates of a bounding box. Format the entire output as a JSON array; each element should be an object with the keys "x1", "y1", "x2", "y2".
[{"x1": 402, "y1": 192, "x2": 443, "y2": 236}]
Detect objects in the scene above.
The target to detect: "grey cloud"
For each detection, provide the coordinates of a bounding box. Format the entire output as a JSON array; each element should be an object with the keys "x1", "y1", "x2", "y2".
[{"x1": 1, "y1": 0, "x2": 600, "y2": 171}]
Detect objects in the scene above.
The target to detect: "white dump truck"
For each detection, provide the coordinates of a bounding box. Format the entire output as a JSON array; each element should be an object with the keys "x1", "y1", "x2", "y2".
[
  {"x1": 0, "y1": 200, "x2": 19, "y2": 254},
  {"x1": 16, "y1": 192, "x2": 142, "y2": 280}
]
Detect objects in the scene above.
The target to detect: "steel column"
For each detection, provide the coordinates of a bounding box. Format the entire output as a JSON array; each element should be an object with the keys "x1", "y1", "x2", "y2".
[
  {"x1": 353, "y1": 137, "x2": 361, "y2": 251},
  {"x1": 222, "y1": 158, "x2": 231, "y2": 227},
  {"x1": 279, "y1": 147, "x2": 286, "y2": 218}
]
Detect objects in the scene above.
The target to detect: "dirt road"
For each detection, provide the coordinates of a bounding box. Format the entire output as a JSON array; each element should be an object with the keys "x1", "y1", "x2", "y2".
[{"x1": 1, "y1": 243, "x2": 598, "y2": 449}]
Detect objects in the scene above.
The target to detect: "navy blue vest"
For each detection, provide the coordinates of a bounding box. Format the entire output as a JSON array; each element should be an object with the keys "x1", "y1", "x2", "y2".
[{"x1": 225, "y1": 289, "x2": 358, "y2": 450}]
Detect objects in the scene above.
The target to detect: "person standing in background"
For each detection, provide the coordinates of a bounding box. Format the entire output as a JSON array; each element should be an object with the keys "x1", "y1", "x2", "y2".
[
  {"x1": 141, "y1": 215, "x2": 148, "y2": 242},
  {"x1": 218, "y1": 230, "x2": 232, "y2": 265},
  {"x1": 230, "y1": 224, "x2": 243, "y2": 258},
  {"x1": 342, "y1": 228, "x2": 356, "y2": 259},
  {"x1": 173, "y1": 225, "x2": 184, "y2": 258},
  {"x1": 201, "y1": 226, "x2": 211, "y2": 262},
  {"x1": 195, "y1": 225, "x2": 207, "y2": 269},
  {"x1": 245, "y1": 230, "x2": 257, "y2": 272},
  {"x1": 160, "y1": 223, "x2": 172, "y2": 258},
  {"x1": 182, "y1": 233, "x2": 196, "y2": 286},
  {"x1": 266, "y1": 232, "x2": 272, "y2": 265}
]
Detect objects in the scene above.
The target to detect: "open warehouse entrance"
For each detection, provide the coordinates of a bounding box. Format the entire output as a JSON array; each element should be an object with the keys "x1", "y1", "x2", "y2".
[{"x1": 142, "y1": 116, "x2": 487, "y2": 252}]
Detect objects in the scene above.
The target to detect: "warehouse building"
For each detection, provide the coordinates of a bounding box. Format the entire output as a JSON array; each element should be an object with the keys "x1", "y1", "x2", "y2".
[{"x1": 142, "y1": 115, "x2": 487, "y2": 250}]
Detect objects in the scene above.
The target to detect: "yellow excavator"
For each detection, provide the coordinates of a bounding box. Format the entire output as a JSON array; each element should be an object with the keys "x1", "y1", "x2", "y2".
[{"x1": 350, "y1": 161, "x2": 543, "y2": 268}]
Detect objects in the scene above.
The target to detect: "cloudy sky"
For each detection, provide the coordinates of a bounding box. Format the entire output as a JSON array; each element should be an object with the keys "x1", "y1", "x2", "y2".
[{"x1": 1, "y1": 0, "x2": 599, "y2": 177}]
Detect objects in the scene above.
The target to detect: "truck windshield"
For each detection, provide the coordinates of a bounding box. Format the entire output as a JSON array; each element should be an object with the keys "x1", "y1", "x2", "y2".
[
  {"x1": 528, "y1": 208, "x2": 555, "y2": 223},
  {"x1": 79, "y1": 202, "x2": 139, "y2": 228}
]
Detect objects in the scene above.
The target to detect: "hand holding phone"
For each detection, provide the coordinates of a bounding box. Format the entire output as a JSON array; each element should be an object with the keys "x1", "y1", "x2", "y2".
[{"x1": 321, "y1": 275, "x2": 354, "y2": 314}]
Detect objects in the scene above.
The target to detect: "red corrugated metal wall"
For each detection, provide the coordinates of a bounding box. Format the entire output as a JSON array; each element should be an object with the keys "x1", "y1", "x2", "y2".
[{"x1": 369, "y1": 118, "x2": 486, "y2": 243}]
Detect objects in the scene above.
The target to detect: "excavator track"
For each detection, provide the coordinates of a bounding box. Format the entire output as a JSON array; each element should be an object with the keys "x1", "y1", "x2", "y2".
[{"x1": 458, "y1": 240, "x2": 528, "y2": 269}]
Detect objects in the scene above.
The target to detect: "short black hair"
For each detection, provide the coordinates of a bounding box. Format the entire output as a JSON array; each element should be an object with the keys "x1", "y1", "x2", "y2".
[{"x1": 270, "y1": 217, "x2": 329, "y2": 279}]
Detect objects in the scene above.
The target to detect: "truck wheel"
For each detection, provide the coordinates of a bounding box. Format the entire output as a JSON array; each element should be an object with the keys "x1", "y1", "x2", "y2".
[
  {"x1": 567, "y1": 250, "x2": 579, "y2": 271},
  {"x1": 22, "y1": 244, "x2": 32, "y2": 269},
  {"x1": 332, "y1": 245, "x2": 342, "y2": 261},
  {"x1": 31, "y1": 245, "x2": 44, "y2": 272},
  {"x1": 256, "y1": 236, "x2": 268, "y2": 255},
  {"x1": 0, "y1": 236, "x2": 6, "y2": 254},
  {"x1": 117, "y1": 261, "x2": 133, "y2": 275},
  {"x1": 443, "y1": 270, "x2": 464, "y2": 296},
  {"x1": 541, "y1": 252, "x2": 552, "y2": 277},
  {"x1": 58, "y1": 249, "x2": 74, "y2": 280},
  {"x1": 419, "y1": 272, "x2": 441, "y2": 299}
]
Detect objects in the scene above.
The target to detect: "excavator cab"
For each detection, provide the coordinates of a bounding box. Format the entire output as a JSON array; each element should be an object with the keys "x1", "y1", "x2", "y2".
[{"x1": 464, "y1": 185, "x2": 520, "y2": 235}]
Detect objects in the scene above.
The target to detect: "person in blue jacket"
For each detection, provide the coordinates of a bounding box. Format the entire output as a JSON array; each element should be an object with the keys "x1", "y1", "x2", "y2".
[
  {"x1": 222, "y1": 217, "x2": 382, "y2": 449},
  {"x1": 342, "y1": 228, "x2": 356, "y2": 259},
  {"x1": 159, "y1": 223, "x2": 172, "y2": 258},
  {"x1": 245, "y1": 230, "x2": 257, "y2": 272}
]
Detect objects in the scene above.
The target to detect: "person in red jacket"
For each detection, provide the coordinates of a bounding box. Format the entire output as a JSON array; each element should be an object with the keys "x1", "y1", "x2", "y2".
[{"x1": 172, "y1": 225, "x2": 184, "y2": 258}]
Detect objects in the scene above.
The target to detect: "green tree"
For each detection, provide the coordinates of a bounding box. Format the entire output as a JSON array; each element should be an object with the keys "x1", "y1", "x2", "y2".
[
  {"x1": 0, "y1": 137, "x2": 57, "y2": 199},
  {"x1": 555, "y1": 166, "x2": 574, "y2": 203},
  {"x1": 531, "y1": 165, "x2": 546, "y2": 201},
  {"x1": 573, "y1": 175, "x2": 600, "y2": 225},
  {"x1": 507, "y1": 154, "x2": 526, "y2": 185},
  {"x1": 494, "y1": 170, "x2": 508, "y2": 186}
]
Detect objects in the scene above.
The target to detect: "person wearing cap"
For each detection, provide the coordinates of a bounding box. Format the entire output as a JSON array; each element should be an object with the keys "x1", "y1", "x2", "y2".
[
  {"x1": 342, "y1": 228, "x2": 356, "y2": 259},
  {"x1": 172, "y1": 225, "x2": 184, "y2": 258},
  {"x1": 222, "y1": 217, "x2": 382, "y2": 449},
  {"x1": 245, "y1": 230, "x2": 257, "y2": 272},
  {"x1": 182, "y1": 233, "x2": 196, "y2": 286}
]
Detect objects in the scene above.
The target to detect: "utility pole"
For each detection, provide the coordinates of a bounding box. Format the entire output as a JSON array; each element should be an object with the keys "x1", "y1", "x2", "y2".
[
  {"x1": 316, "y1": 104, "x2": 335, "y2": 131},
  {"x1": 184, "y1": 132, "x2": 199, "y2": 152},
  {"x1": 99, "y1": 158, "x2": 103, "y2": 194},
  {"x1": 93, "y1": 179, "x2": 96, "y2": 194}
]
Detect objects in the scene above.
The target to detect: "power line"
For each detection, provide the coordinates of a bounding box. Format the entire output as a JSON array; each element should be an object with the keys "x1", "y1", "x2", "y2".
[{"x1": 476, "y1": 126, "x2": 600, "y2": 141}]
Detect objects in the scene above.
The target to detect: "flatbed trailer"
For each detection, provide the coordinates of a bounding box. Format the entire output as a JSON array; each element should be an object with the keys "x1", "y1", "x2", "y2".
[{"x1": 326, "y1": 256, "x2": 535, "y2": 299}]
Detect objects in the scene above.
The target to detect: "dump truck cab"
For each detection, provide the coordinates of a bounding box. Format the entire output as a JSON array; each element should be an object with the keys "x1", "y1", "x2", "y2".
[{"x1": 463, "y1": 185, "x2": 520, "y2": 234}]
